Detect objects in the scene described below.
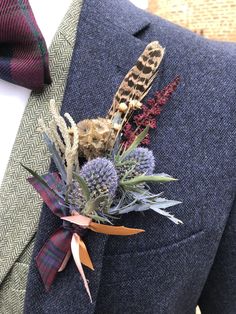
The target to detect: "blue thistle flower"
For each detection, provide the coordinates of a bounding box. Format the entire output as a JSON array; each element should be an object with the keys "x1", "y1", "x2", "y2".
[
  {"x1": 80, "y1": 157, "x2": 118, "y2": 199},
  {"x1": 126, "y1": 147, "x2": 155, "y2": 175},
  {"x1": 117, "y1": 148, "x2": 155, "y2": 179}
]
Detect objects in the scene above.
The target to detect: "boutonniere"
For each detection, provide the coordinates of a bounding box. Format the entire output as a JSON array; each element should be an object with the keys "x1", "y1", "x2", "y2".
[{"x1": 23, "y1": 41, "x2": 182, "y2": 302}]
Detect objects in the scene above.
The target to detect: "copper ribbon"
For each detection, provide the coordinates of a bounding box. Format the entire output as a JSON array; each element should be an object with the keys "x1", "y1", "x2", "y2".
[{"x1": 60, "y1": 212, "x2": 144, "y2": 302}]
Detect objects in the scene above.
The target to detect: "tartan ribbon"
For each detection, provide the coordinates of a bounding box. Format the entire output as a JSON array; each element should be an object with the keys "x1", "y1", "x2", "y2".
[
  {"x1": 35, "y1": 227, "x2": 72, "y2": 292},
  {"x1": 0, "y1": 0, "x2": 51, "y2": 90},
  {"x1": 28, "y1": 172, "x2": 144, "y2": 302}
]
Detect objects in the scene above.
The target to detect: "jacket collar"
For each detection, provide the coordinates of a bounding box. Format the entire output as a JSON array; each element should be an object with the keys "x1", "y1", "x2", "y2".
[{"x1": 84, "y1": 0, "x2": 150, "y2": 34}]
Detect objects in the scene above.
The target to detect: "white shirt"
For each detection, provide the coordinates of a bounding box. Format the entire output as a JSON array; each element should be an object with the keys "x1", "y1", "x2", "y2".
[{"x1": 0, "y1": 0, "x2": 72, "y2": 184}]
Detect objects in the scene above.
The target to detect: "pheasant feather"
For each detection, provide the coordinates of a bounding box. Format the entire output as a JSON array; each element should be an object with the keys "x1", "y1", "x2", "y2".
[{"x1": 110, "y1": 41, "x2": 165, "y2": 115}]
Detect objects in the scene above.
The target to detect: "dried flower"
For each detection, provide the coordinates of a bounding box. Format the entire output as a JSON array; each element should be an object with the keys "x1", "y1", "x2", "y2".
[
  {"x1": 122, "y1": 123, "x2": 136, "y2": 147},
  {"x1": 117, "y1": 147, "x2": 155, "y2": 179},
  {"x1": 77, "y1": 119, "x2": 93, "y2": 136},
  {"x1": 122, "y1": 76, "x2": 180, "y2": 147},
  {"x1": 80, "y1": 157, "x2": 118, "y2": 199},
  {"x1": 129, "y1": 100, "x2": 142, "y2": 109},
  {"x1": 118, "y1": 102, "x2": 128, "y2": 113},
  {"x1": 77, "y1": 118, "x2": 116, "y2": 159},
  {"x1": 126, "y1": 147, "x2": 155, "y2": 175},
  {"x1": 134, "y1": 76, "x2": 180, "y2": 129}
]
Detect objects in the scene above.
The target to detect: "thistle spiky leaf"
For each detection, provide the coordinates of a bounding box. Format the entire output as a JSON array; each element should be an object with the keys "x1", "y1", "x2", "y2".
[{"x1": 149, "y1": 204, "x2": 183, "y2": 225}]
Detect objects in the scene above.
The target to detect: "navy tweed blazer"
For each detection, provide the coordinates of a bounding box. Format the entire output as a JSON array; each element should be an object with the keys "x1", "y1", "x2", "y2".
[{"x1": 24, "y1": 0, "x2": 236, "y2": 313}]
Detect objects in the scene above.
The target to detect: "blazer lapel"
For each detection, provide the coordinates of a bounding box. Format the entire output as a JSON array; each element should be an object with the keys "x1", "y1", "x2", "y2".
[
  {"x1": 0, "y1": 0, "x2": 83, "y2": 286},
  {"x1": 24, "y1": 0, "x2": 154, "y2": 312}
]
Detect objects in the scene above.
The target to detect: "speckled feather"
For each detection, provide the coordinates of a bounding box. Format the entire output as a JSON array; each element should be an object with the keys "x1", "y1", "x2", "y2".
[{"x1": 110, "y1": 41, "x2": 165, "y2": 113}]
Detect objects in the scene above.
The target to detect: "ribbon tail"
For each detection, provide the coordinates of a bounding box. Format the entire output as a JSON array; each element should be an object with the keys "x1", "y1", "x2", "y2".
[
  {"x1": 35, "y1": 227, "x2": 72, "y2": 291},
  {"x1": 61, "y1": 214, "x2": 145, "y2": 236},
  {"x1": 58, "y1": 249, "x2": 72, "y2": 272},
  {"x1": 71, "y1": 233, "x2": 93, "y2": 303},
  {"x1": 79, "y1": 239, "x2": 94, "y2": 270},
  {"x1": 61, "y1": 214, "x2": 91, "y2": 226},
  {"x1": 89, "y1": 222, "x2": 145, "y2": 235},
  {"x1": 28, "y1": 172, "x2": 65, "y2": 217}
]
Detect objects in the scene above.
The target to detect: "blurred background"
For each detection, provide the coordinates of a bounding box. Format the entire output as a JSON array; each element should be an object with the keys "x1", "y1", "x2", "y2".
[{"x1": 130, "y1": 0, "x2": 236, "y2": 42}]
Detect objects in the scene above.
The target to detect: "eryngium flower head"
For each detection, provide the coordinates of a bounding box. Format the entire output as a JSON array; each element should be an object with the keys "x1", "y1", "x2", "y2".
[
  {"x1": 117, "y1": 147, "x2": 155, "y2": 179},
  {"x1": 80, "y1": 157, "x2": 118, "y2": 199}
]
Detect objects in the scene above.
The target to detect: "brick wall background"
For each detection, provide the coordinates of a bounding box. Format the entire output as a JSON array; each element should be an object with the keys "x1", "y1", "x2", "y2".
[{"x1": 148, "y1": 0, "x2": 236, "y2": 42}]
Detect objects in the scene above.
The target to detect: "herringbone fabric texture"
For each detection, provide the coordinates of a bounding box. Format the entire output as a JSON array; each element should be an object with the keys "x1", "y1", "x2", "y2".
[{"x1": 0, "y1": 1, "x2": 82, "y2": 312}]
